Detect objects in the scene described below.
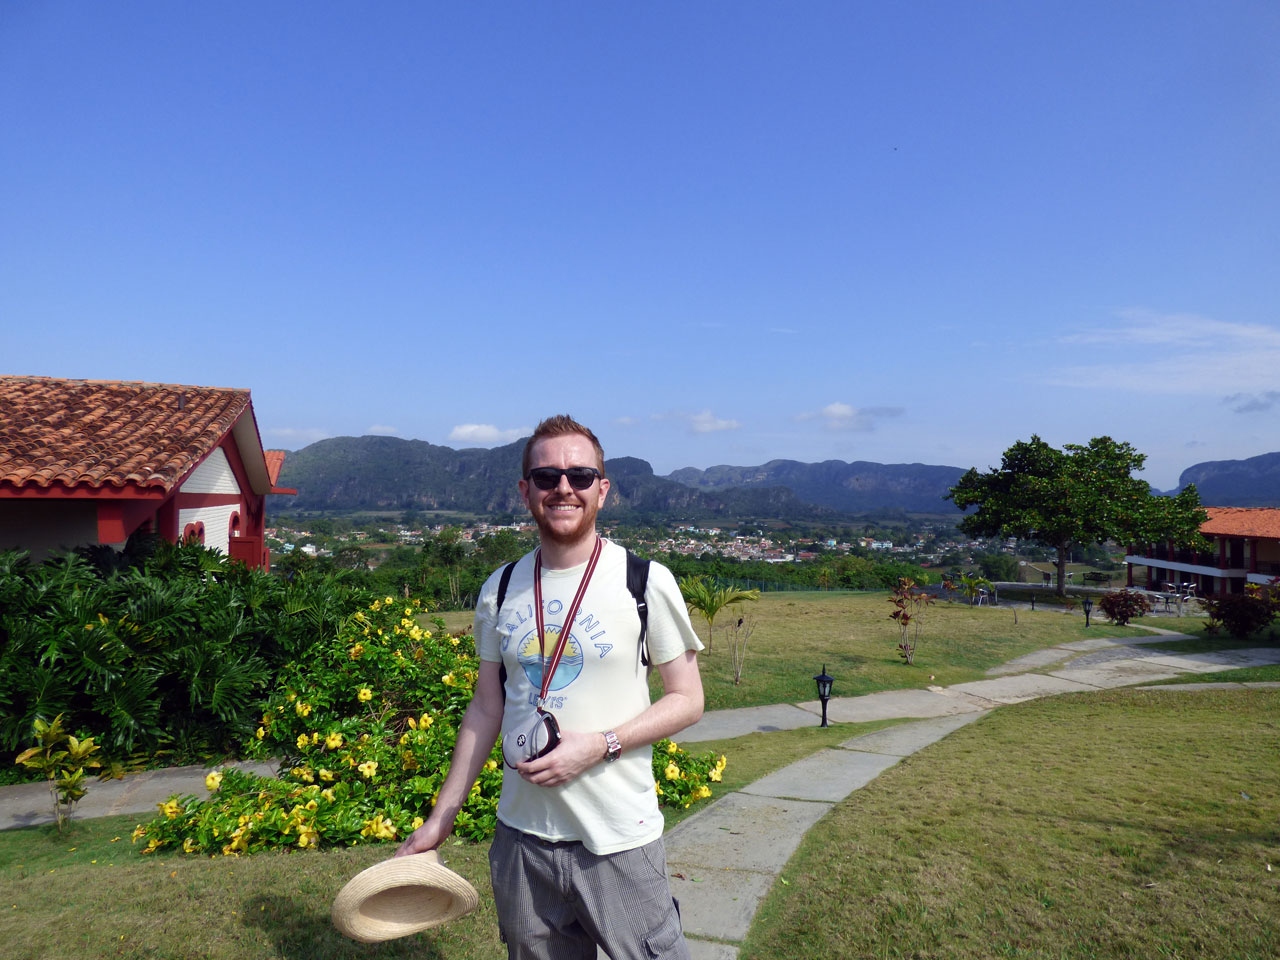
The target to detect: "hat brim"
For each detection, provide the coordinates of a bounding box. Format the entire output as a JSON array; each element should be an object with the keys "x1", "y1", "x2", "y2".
[{"x1": 331, "y1": 850, "x2": 480, "y2": 943}]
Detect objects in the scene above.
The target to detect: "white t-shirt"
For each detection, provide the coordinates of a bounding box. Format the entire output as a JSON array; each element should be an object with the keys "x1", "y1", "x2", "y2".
[{"x1": 474, "y1": 539, "x2": 704, "y2": 854}]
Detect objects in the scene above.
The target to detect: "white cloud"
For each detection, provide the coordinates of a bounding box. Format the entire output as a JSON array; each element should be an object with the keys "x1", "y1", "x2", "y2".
[
  {"x1": 796, "y1": 402, "x2": 905, "y2": 432},
  {"x1": 613, "y1": 416, "x2": 639, "y2": 426},
  {"x1": 1046, "y1": 309, "x2": 1280, "y2": 395},
  {"x1": 689, "y1": 410, "x2": 741, "y2": 434},
  {"x1": 264, "y1": 426, "x2": 331, "y2": 446},
  {"x1": 448, "y1": 423, "x2": 530, "y2": 446},
  {"x1": 367, "y1": 424, "x2": 399, "y2": 436}
]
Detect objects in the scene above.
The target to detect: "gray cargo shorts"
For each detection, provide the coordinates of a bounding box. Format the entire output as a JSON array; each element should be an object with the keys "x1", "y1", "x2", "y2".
[{"x1": 488, "y1": 821, "x2": 690, "y2": 960}]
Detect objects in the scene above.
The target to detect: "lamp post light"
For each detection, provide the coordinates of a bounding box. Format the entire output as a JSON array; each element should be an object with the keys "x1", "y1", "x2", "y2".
[
  {"x1": 1030, "y1": 592, "x2": 1036, "y2": 611},
  {"x1": 1082, "y1": 596, "x2": 1094, "y2": 628},
  {"x1": 813, "y1": 665, "x2": 834, "y2": 728}
]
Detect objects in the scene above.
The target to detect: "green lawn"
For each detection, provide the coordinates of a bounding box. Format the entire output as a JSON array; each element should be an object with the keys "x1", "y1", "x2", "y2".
[
  {"x1": 741, "y1": 687, "x2": 1280, "y2": 960},
  {"x1": 445, "y1": 590, "x2": 1155, "y2": 711},
  {"x1": 3, "y1": 687, "x2": 1276, "y2": 958}
]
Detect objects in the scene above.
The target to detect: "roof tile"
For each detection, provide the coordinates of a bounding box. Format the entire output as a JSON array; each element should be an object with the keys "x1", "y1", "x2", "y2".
[
  {"x1": 1202, "y1": 507, "x2": 1280, "y2": 540},
  {"x1": 0, "y1": 376, "x2": 251, "y2": 492}
]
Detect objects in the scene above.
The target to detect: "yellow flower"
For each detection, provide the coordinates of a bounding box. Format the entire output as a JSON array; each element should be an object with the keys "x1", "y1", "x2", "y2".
[
  {"x1": 441, "y1": 672, "x2": 456, "y2": 686},
  {"x1": 296, "y1": 733, "x2": 310, "y2": 750},
  {"x1": 159, "y1": 800, "x2": 181, "y2": 820},
  {"x1": 286, "y1": 692, "x2": 297, "y2": 702},
  {"x1": 294, "y1": 701, "x2": 312, "y2": 718},
  {"x1": 484, "y1": 759, "x2": 498, "y2": 772},
  {"x1": 708, "y1": 768, "x2": 722, "y2": 782},
  {"x1": 697, "y1": 785, "x2": 712, "y2": 799},
  {"x1": 297, "y1": 826, "x2": 319, "y2": 848},
  {"x1": 319, "y1": 768, "x2": 334, "y2": 782},
  {"x1": 411, "y1": 816, "x2": 424, "y2": 830},
  {"x1": 360, "y1": 814, "x2": 397, "y2": 840},
  {"x1": 655, "y1": 784, "x2": 664, "y2": 795},
  {"x1": 404, "y1": 607, "x2": 413, "y2": 616},
  {"x1": 357, "y1": 688, "x2": 373, "y2": 702},
  {"x1": 321, "y1": 788, "x2": 335, "y2": 802},
  {"x1": 295, "y1": 766, "x2": 315, "y2": 783},
  {"x1": 418, "y1": 714, "x2": 433, "y2": 729},
  {"x1": 664, "y1": 763, "x2": 680, "y2": 781},
  {"x1": 255, "y1": 727, "x2": 265, "y2": 740},
  {"x1": 370, "y1": 600, "x2": 382, "y2": 611},
  {"x1": 407, "y1": 717, "x2": 417, "y2": 730},
  {"x1": 667, "y1": 741, "x2": 678, "y2": 754},
  {"x1": 205, "y1": 770, "x2": 223, "y2": 792},
  {"x1": 305, "y1": 800, "x2": 318, "y2": 811},
  {"x1": 358, "y1": 761, "x2": 378, "y2": 778},
  {"x1": 716, "y1": 755, "x2": 727, "y2": 772},
  {"x1": 182, "y1": 837, "x2": 199, "y2": 854},
  {"x1": 384, "y1": 596, "x2": 395, "y2": 605},
  {"x1": 131, "y1": 825, "x2": 147, "y2": 843},
  {"x1": 310, "y1": 732, "x2": 320, "y2": 745},
  {"x1": 349, "y1": 643, "x2": 364, "y2": 660},
  {"x1": 449, "y1": 636, "x2": 459, "y2": 646},
  {"x1": 325, "y1": 731, "x2": 343, "y2": 749}
]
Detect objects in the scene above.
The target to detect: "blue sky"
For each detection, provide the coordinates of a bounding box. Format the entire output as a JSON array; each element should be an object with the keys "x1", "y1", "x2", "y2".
[{"x1": 3, "y1": 2, "x2": 1278, "y2": 491}]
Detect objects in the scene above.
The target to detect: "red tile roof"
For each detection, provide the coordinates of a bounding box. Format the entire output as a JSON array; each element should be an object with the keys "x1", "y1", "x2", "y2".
[
  {"x1": 1202, "y1": 507, "x2": 1280, "y2": 540},
  {"x1": 0, "y1": 376, "x2": 251, "y2": 492},
  {"x1": 263, "y1": 449, "x2": 286, "y2": 486}
]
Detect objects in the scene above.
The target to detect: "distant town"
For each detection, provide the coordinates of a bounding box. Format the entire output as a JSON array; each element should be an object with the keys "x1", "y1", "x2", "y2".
[{"x1": 264, "y1": 513, "x2": 1091, "y2": 578}]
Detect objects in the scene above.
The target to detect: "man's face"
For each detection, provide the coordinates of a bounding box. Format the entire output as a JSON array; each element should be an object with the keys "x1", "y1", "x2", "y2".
[{"x1": 519, "y1": 433, "x2": 610, "y2": 548}]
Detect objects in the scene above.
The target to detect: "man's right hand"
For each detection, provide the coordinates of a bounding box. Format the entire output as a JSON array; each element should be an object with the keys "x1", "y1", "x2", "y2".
[{"x1": 393, "y1": 817, "x2": 451, "y2": 858}]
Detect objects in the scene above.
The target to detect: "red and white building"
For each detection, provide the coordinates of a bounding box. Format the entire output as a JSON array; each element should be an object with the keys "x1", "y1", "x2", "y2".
[
  {"x1": 0, "y1": 376, "x2": 296, "y2": 569},
  {"x1": 1125, "y1": 507, "x2": 1280, "y2": 596}
]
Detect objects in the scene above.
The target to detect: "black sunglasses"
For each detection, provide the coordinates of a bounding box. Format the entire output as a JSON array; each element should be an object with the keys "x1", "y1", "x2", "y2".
[{"x1": 525, "y1": 466, "x2": 602, "y2": 491}]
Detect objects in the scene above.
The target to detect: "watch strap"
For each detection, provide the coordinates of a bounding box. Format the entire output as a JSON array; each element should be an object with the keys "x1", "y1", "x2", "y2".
[{"x1": 602, "y1": 730, "x2": 622, "y2": 762}]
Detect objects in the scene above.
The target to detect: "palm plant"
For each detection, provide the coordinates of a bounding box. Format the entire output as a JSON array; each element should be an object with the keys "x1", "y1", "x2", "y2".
[{"x1": 677, "y1": 575, "x2": 760, "y2": 653}]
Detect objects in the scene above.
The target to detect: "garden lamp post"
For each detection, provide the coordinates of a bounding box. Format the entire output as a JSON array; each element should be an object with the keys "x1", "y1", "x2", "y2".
[
  {"x1": 1082, "y1": 596, "x2": 1094, "y2": 628},
  {"x1": 814, "y1": 665, "x2": 834, "y2": 728}
]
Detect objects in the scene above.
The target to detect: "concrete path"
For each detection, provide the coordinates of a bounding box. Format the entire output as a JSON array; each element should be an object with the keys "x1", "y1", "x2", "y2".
[{"x1": 2, "y1": 629, "x2": 1277, "y2": 960}]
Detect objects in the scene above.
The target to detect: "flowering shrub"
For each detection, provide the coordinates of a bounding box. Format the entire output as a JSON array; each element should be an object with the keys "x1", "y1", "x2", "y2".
[
  {"x1": 1201, "y1": 585, "x2": 1279, "y2": 639},
  {"x1": 134, "y1": 596, "x2": 502, "y2": 856},
  {"x1": 652, "y1": 738, "x2": 726, "y2": 811},
  {"x1": 1096, "y1": 589, "x2": 1153, "y2": 626}
]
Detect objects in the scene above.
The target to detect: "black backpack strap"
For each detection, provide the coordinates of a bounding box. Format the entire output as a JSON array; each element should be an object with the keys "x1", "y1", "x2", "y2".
[
  {"x1": 625, "y1": 550, "x2": 651, "y2": 667},
  {"x1": 494, "y1": 561, "x2": 517, "y2": 689}
]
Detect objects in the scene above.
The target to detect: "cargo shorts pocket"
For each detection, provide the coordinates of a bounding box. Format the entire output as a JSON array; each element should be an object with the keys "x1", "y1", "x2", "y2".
[{"x1": 643, "y1": 898, "x2": 687, "y2": 959}]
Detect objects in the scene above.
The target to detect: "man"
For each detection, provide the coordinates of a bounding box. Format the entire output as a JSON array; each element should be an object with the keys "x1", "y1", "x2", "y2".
[{"x1": 395, "y1": 414, "x2": 704, "y2": 959}]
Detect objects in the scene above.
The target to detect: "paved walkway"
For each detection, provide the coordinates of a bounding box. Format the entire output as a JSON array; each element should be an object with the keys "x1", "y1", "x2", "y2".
[{"x1": 3, "y1": 630, "x2": 1278, "y2": 960}]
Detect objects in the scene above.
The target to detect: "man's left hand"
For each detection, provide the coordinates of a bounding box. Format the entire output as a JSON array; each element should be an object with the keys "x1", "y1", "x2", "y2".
[{"x1": 516, "y1": 728, "x2": 603, "y2": 787}]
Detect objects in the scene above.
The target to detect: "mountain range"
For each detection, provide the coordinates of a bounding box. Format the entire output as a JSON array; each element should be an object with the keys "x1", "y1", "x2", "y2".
[
  {"x1": 273, "y1": 436, "x2": 1280, "y2": 518},
  {"x1": 1172, "y1": 451, "x2": 1280, "y2": 507}
]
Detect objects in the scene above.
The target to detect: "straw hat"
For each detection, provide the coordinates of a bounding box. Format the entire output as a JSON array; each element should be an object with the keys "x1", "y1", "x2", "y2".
[{"x1": 331, "y1": 850, "x2": 479, "y2": 943}]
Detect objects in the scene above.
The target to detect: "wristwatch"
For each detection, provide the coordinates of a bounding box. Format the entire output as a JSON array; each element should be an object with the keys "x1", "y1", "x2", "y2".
[{"x1": 602, "y1": 730, "x2": 622, "y2": 763}]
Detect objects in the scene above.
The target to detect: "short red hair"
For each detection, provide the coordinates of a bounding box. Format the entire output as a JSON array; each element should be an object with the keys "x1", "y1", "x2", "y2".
[{"x1": 522, "y1": 415, "x2": 606, "y2": 477}]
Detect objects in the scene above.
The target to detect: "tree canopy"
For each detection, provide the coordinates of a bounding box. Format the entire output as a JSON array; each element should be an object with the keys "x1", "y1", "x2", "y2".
[{"x1": 946, "y1": 436, "x2": 1206, "y2": 594}]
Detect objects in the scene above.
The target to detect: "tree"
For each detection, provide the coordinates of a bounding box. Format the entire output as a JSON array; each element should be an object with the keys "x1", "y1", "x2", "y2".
[
  {"x1": 678, "y1": 575, "x2": 759, "y2": 653},
  {"x1": 947, "y1": 436, "x2": 1207, "y2": 596}
]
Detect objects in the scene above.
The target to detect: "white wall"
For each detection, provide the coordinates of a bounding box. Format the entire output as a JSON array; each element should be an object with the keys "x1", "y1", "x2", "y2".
[
  {"x1": 179, "y1": 504, "x2": 238, "y2": 555},
  {"x1": 181, "y1": 447, "x2": 240, "y2": 495}
]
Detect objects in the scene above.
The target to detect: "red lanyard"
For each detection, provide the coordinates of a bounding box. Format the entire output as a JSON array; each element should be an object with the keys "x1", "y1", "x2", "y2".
[{"x1": 532, "y1": 536, "x2": 602, "y2": 708}]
